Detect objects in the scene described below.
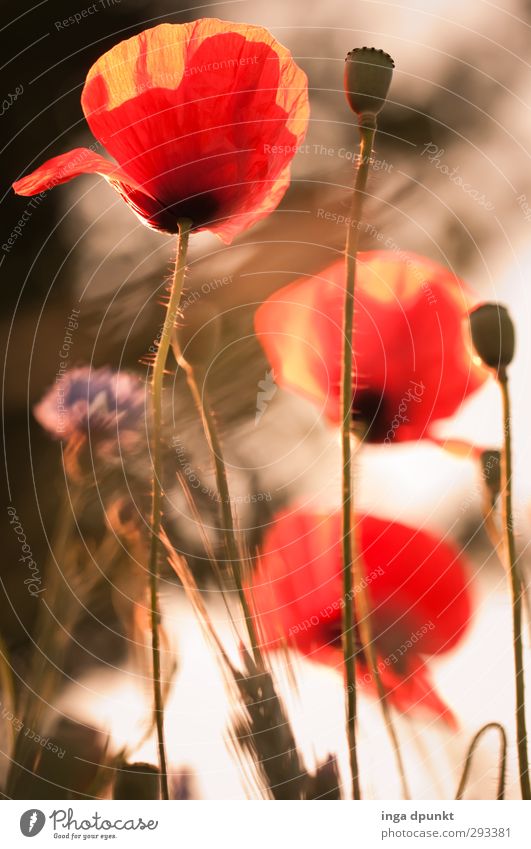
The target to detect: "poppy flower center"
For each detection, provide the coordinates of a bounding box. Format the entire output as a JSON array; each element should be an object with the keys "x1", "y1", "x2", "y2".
[{"x1": 353, "y1": 387, "x2": 389, "y2": 441}]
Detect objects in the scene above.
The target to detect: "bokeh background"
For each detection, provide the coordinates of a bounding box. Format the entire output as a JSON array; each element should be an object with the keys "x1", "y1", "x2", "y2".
[{"x1": 2, "y1": 0, "x2": 531, "y2": 799}]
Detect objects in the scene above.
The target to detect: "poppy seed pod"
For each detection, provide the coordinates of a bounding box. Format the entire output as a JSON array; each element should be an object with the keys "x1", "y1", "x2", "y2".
[
  {"x1": 344, "y1": 47, "x2": 394, "y2": 119},
  {"x1": 469, "y1": 303, "x2": 515, "y2": 372}
]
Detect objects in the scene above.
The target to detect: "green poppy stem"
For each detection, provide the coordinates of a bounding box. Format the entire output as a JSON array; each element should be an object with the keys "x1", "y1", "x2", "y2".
[
  {"x1": 341, "y1": 118, "x2": 375, "y2": 800},
  {"x1": 148, "y1": 218, "x2": 191, "y2": 800},
  {"x1": 499, "y1": 369, "x2": 530, "y2": 799}
]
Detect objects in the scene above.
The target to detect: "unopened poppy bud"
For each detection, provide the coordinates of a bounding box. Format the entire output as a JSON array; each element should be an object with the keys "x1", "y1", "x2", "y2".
[
  {"x1": 344, "y1": 47, "x2": 394, "y2": 120},
  {"x1": 469, "y1": 303, "x2": 515, "y2": 373}
]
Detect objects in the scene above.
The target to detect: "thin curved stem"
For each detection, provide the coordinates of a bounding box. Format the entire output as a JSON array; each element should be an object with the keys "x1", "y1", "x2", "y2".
[
  {"x1": 341, "y1": 118, "x2": 375, "y2": 800},
  {"x1": 499, "y1": 371, "x2": 530, "y2": 799},
  {"x1": 171, "y1": 338, "x2": 261, "y2": 665},
  {"x1": 148, "y1": 218, "x2": 191, "y2": 800},
  {"x1": 455, "y1": 722, "x2": 507, "y2": 800}
]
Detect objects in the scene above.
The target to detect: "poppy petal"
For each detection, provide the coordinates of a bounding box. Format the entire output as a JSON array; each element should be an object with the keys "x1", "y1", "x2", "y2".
[
  {"x1": 254, "y1": 265, "x2": 343, "y2": 422},
  {"x1": 12, "y1": 21, "x2": 308, "y2": 240},
  {"x1": 210, "y1": 167, "x2": 292, "y2": 245},
  {"x1": 375, "y1": 656, "x2": 457, "y2": 727},
  {"x1": 255, "y1": 251, "x2": 487, "y2": 440},
  {"x1": 80, "y1": 21, "x2": 309, "y2": 239},
  {"x1": 248, "y1": 507, "x2": 472, "y2": 722},
  {"x1": 82, "y1": 20, "x2": 307, "y2": 137},
  {"x1": 12, "y1": 147, "x2": 157, "y2": 200}
]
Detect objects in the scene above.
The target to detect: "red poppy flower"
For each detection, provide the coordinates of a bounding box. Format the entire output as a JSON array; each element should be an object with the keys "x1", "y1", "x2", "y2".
[
  {"x1": 247, "y1": 507, "x2": 472, "y2": 724},
  {"x1": 255, "y1": 251, "x2": 486, "y2": 441},
  {"x1": 13, "y1": 20, "x2": 309, "y2": 243}
]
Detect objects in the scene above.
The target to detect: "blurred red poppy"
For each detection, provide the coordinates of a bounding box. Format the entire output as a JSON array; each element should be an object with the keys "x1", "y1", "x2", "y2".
[
  {"x1": 13, "y1": 20, "x2": 309, "y2": 243},
  {"x1": 255, "y1": 251, "x2": 486, "y2": 441},
  {"x1": 248, "y1": 507, "x2": 472, "y2": 724}
]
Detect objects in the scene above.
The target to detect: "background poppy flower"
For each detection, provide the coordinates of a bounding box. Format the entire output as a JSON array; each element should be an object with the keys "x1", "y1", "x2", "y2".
[
  {"x1": 254, "y1": 251, "x2": 486, "y2": 441},
  {"x1": 12, "y1": 20, "x2": 309, "y2": 243},
  {"x1": 247, "y1": 507, "x2": 472, "y2": 724}
]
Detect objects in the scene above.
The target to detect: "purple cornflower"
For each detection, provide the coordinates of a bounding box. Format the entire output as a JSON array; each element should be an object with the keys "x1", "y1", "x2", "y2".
[{"x1": 34, "y1": 366, "x2": 147, "y2": 460}]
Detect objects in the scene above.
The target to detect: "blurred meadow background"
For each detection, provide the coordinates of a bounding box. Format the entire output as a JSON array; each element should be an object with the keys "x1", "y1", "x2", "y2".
[{"x1": 2, "y1": 0, "x2": 531, "y2": 799}]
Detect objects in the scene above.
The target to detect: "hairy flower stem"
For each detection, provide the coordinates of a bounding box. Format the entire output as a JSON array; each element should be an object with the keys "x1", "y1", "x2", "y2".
[
  {"x1": 341, "y1": 118, "x2": 409, "y2": 800},
  {"x1": 499, "y1": 370, "x2": 531, "y2": 799},
  {"x1": 149, "y1": 218, "x2": 191, "y2": 800},
  {"x1": 341, "y1": 117, "x2": 375, "y2": 800},
  {"x1": 455, "y1": 722, "x2": 507, "y2": 800},
  {"x1": 171, "y1": 339, "x2": 261, "y2": 665}
]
